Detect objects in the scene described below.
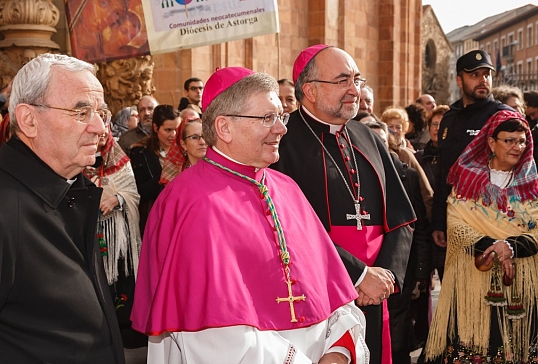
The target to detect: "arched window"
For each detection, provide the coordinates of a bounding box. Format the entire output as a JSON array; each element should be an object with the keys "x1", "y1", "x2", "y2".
[{"x1": 425, "y1": 39, "x2": 437, "y2": 69}]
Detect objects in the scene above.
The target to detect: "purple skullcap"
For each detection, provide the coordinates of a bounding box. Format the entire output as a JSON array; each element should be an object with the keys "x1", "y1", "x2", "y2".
[
  {"x1": 292, "y1": 44, "x2": 330, "y2": 83},
  {"x1": 202, "y1": 67, "x2": 255, "y2": 112}
]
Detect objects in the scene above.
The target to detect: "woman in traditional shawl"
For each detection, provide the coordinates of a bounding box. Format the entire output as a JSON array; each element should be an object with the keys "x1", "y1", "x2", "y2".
[
  {"x1": 84, "y1": 128, "x2": 144, "y2": 347},
  {"x1": 159, "y1": 112, "x2": 204, "y2": 186},
  {"x1": 424, "y1": 110, "x2": 538, "y2": 363}
]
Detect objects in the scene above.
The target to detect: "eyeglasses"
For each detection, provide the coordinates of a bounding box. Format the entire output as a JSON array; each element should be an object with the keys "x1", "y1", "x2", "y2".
[
  {"x1": 495, "y1": 137, "x2": 528, "y2": 147},
  {"x1": 308, "y1": 77, "x2": 367, "y2": 90},
  {"x1": 189, "y1": 86, "x2": 204, "y2": 91},
  {"x1": 225, "y1": 112, "x2": 290, "y2": 127},
  {"x1": 30, "y1": 104, "x2": 112, "y2": 126},
  {"x1": 184, "y1": 134, "x2": 204, "y2": 142}
]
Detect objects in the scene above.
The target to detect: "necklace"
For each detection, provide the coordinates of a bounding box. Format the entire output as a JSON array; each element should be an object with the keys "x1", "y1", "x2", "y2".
[
  {"x1": 204, "y1": 157, "x2": 306, "y2": 322},
  {"x1": 488, "y1": 160, "x2": 513, "y2": 189},
  {"x1": 299, "y1": 109, "x2": 370, "y2": 230}
]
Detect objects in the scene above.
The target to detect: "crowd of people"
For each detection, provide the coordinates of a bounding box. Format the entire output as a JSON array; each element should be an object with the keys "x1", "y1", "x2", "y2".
[{"x1": 1, "y1": 46, "x2": 538, "y2": 364}]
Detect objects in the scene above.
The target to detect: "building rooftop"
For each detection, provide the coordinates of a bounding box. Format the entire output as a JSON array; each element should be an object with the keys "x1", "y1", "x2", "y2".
[{"x1": 447, "y1": 4, "x2": 537, "y2": 43}]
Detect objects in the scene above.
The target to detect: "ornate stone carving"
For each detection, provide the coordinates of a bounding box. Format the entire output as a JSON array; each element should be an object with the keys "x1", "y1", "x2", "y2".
[
  {"x1": 0, "y1": 0, "x2": 61, "y2": 89},
  {"x1": 0, "y1": 0, "x2": 59, "y2": 27},
  {"x1": 96, "y1": 56, "x2": 156, "y2": 115},
  {"x1": 0, "y1": 0, "x2": 60, "y2": 49}
]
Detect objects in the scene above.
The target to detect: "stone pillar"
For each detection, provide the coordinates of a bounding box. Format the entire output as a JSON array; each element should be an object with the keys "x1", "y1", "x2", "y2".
[
  {"x1": 0, "y1": 0, "x2": 60, "y2": 88},
  {"x1": 96, "y1": 56, "x2": 156, "y2": 115}
]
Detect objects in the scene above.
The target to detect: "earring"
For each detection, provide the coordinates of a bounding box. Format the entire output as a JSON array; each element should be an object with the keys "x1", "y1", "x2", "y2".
[{"x1": 491, "y1": 150, "x2": 496, "y2": 158}]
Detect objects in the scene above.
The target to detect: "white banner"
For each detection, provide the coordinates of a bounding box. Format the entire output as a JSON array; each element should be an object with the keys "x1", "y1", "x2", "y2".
[{"x1": 142, "y1": 0, "x2": 280, "y2": 55}]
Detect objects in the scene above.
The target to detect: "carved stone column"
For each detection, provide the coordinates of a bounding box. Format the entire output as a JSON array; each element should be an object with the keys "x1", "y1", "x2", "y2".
[
  {"x1": 96, "y1": 56, "x2": 156, "y2": 115},
  {"x1": 0, "y1": 0, "x2": 60, "y2": 88}
]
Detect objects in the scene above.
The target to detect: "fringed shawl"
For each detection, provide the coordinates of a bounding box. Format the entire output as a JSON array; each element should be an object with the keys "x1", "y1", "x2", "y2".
[
  {"x1": 425, "y1": 196, "x2": 538, "y2": 361},
  {"x1": 84, "y1": 131, "x2": 141, "y2": 284},
  {"x1": 447, "y1": 110, "x2": 538, "y2": 212},
  {"x1": 94, "y1": 163, "x2": 142, "y2": 285}
]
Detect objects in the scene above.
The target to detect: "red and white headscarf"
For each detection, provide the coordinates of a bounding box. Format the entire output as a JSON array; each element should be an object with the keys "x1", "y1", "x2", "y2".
[
  {"x1": 447, "y1": 109, "x2": 538, "y2": 212},
  {"x1": 84, "y1": 127, "x2": 130, "y2": 181}
]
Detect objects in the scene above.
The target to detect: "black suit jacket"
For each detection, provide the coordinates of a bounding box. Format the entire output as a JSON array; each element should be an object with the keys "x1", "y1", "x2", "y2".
[
  {"x1": 0, "y1": 138, "x2": 124, "y2": 364},
  {"x1": 272, "y1": 108, "x2": 415, "y2": 289}
]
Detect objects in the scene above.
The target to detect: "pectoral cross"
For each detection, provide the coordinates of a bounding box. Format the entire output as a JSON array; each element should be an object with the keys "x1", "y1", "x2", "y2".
[
  {"x1": 276, "y1": 267, "x2": 306, "y2": 322},
  {"x1": 346, "y1": 200, "x2": 370, "y2": 230}
]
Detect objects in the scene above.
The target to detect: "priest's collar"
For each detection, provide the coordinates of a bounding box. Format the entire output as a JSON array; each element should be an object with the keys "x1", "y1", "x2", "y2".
[
  {"x1": 301, "y1": 106, "x2": 346, "y2": 135},
  {"x1": 211, "y1": 146, "x2": 263, "y2": 176}
]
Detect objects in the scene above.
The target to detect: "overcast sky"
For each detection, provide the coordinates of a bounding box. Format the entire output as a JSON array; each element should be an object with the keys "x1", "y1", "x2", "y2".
[{"x1": 422, "y1": 0, "x2": 538, "y2": 34}]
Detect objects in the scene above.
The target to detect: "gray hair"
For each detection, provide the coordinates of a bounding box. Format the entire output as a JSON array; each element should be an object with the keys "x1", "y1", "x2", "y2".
[
  {"x1": 202, "y1": 72, "x2": 278, "y2": 146},
  {"x1": 9, "y1": 53, "x2": 96, "y2": 132},
  {"x1": 110, "y1": 107, "x2": 132, "y2": 138},
  {"x1": 294, "y1": 58, "x2": 319, "y2": 104}
]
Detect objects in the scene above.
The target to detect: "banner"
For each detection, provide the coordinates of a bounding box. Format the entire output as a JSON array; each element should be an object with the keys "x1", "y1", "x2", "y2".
[
  {"x1": 143, "y1": 0, "x2": 279, "y2": 55},
  {"x1": 65, "y1": 0, "x2": 279, "y2": 64}
]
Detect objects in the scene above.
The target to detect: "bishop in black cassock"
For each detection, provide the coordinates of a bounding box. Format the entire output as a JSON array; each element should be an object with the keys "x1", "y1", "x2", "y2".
[{"x1": 271, "y1": 45, "x2": 415, "y2": 364}]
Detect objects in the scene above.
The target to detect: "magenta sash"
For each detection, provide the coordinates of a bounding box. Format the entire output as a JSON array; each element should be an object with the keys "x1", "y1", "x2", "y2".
[{"x1": 329, "y1": 225, "x2": 392, "y2": 364}]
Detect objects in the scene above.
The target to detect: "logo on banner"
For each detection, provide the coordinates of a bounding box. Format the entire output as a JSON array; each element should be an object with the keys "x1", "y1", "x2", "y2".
[{"x1": 162, "y1": 0, "x2": 207, "y2": 9}]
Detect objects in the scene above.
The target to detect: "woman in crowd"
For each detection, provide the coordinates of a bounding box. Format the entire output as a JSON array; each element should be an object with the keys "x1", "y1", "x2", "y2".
[
  {"x1": 415, "y1": 105, "x2": 450, "y2": 283},
  {"x1": 381, "y1": 106, "x2": 434, "y2": 218},
  {"x1": 111, "y1": 106, "x2": 138, "y2": 140},
  {"x1": 405, "y1": 104, "x2": 430, "y2": 151},
  {"x1": 83, "y1": 127, "x2": 144, "y2": 347},
  {"x1": 381, "y1": 106, "x2": 414, "y2": 150},
  {"x1": 425, "y1": 110, "x2": 538, "y2": 363},
  {"x1": 415, "y1": 105, "x2": 450, "y2": 189},
  {"x1": 492, "y1": 85, "x2": 525, "y2": 115},
  {"x1": 178, "y1": 118, "x2": 207, "y2": 170},
  {"x1": 159, "y1": 109, "x2": 205, "y2": 186},
  {"x1": 130, "y1": 104, "x2": 180, "y2": 234}
]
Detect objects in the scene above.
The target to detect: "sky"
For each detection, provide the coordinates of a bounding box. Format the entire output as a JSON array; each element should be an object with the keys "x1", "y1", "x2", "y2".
[{"x1": 422, "y1": 0, "x2": 538, "y2": 34}]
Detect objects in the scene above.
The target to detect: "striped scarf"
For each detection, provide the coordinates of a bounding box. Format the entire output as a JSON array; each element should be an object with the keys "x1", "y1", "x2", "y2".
[{"x1": 447, "y1": 109, "x2": 538, "y2": 212}]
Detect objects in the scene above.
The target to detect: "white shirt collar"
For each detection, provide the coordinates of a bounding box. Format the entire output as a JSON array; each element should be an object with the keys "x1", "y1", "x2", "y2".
[
  {"x1": 211, "y1": 146, "x2": 260, "y2": 172},
  {"x1": 302, "y1": 106, "x2": 345, "y2": 135}
]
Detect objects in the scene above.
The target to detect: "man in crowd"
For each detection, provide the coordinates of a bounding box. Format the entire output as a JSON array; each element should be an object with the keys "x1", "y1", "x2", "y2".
[
  {"x1": 177, "y1": 77, "x2": 203, "y2": 114},
  {"x1": 278, "y1": 78, "x2": 298, "y2": 113},
  {"x1": 359, "y1": 85, "x2": 375, "y2": 114},
  {"x1": 132, "y1": 67, "x2": 369, "y2": 363},
  {"x1": 416, "y1": 94, "x2": 437, "y2": 112},
  {"x1": 0, "y1": 53, "x2": 124, "y2": 363},
  {"x1": 118, "y1": 94, "x2": 158, "y2": 154},
  {"x1": 431, "y1": 50, "x2": 511, "y2": 249},
  {"x1": 272, "y1": 44, "x2": 415, "y2": 364},
  {"x1": 524, "y1": 90, "x2": 538, "y2": 128}
]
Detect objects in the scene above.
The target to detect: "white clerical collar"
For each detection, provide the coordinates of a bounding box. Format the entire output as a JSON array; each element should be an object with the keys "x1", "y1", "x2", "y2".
[
  {"x1": 211, "y1": 146, "x2": 261, "y2": 172},
  {"x1": 66, "y1": 178, "x2": 77, "y2": 185},
  {"x1": 302, "y1": 107, "x2": 345, "y2": 135}
]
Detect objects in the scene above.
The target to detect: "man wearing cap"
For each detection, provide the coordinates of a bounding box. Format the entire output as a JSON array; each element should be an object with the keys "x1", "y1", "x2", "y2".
[
  {"x1": 272, "y1": 45, "x2": 415, "y2": 364},
  {"x1": 131, "y1": 67, "x2": 369, "y2": 363},
  {"x1": 431, "y1": 50, "x2": 513, "y2": 251}
]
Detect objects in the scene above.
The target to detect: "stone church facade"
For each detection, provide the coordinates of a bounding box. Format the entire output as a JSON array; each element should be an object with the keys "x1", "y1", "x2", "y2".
[
  {"x1": 421, "y1": 5, "x2": 452, "y2": 106},
  {"x1": 0, "y1": 0, "x2": 424, "y2": 116}
]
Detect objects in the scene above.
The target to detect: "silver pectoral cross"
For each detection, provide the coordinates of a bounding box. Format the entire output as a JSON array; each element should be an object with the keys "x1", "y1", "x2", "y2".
[{"x1": 346, "y1": 200, "x2": 370, "y2": 230}]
